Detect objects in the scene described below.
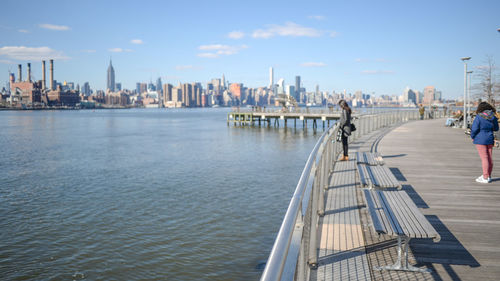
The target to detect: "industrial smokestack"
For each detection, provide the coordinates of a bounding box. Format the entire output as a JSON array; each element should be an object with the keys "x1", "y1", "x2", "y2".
[
  {"x1": 50, "y1": 59, "x2": 54, "y2": 90},
  {"x1": 27, "y1": 63, "x2": 31, "y2": 82},
  {"x1": 42, "y1": 60, "x2": 46, "y2": 89},
  {"x1": 18, "y1": 64, "x2": 22, "y2": 82}
]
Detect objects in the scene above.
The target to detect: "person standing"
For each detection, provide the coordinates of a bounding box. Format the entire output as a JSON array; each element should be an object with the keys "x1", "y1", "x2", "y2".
[
  {"x1": 470, "y1": 102, "x2": 499, "y2": 183},
  {"x1": 419, "y1": 104, "x2": 425, "y2": 120},
  {"x1": 338, "y1": 100, "x2": 351, "y2": 161}
]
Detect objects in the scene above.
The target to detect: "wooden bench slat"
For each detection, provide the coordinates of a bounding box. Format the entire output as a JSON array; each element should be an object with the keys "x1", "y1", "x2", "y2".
[
  {"x1": 377, "y1": 191, "x2": 405, "y2": 235},
  {"x1": 384, "y1": 191, "x2": 425, "y2": 239},
  {"x1": 393, "y1": 191, "x2": 441, "y2": 241}
]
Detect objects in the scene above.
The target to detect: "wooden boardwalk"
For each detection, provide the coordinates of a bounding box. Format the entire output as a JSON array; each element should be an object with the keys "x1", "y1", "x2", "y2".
[
  {"x1": 312, "y1": 118, "x2": 499, "y2": 281},
  {"x1": 378, "y1": 118, "x2": 500, "y2": 280}
]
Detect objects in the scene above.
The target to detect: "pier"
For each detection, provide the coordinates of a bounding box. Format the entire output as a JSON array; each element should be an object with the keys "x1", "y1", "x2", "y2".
[
  {"x1": 260, "y1": 111, "x2": 499, "y2": 280},
  {"x1": 227, "y1": 109, "x2": 342, "y2": 130}
]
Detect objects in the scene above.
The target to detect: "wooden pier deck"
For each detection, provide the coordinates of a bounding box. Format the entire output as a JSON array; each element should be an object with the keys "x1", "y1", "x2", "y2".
[
  {"x1": 314, "y1": 118, "x2": 500, "y2": 281},
  {"x1": 227, "y1": 111, "x2": 341, "y2": 129}
]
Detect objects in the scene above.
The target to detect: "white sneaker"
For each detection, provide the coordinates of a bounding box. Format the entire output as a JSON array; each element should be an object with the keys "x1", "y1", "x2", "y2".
[{"x1": 476, "y1": 176, "x2": 489, "y2": 184}]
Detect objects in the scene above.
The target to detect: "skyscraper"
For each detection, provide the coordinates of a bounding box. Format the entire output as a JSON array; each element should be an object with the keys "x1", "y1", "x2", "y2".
[
  {"x1": 269, "y1": 67, "x2": 274, "y2": 88},
  {"x1": 156, "y1": 77, "x2": 162, "y2": 94},
  {"x1": 295, "y1": 75, "x2": 300, "y2": 101},
  {"x1": 107, "y1": 59, "x2": 115, "y2": 92}
]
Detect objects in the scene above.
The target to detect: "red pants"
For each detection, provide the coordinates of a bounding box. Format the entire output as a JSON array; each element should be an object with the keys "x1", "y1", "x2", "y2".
[{"x1": 476, "y1": 144, "x2": 494, "y2": 178}]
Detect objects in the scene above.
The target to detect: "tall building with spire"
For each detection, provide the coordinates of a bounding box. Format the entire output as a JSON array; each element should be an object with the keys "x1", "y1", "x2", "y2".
[{"x1": 107, "y1": 59, "x2": 115, "y2": 92}]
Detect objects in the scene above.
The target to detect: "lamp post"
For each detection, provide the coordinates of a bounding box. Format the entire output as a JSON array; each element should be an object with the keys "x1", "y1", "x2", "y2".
[
  {"x1": 461, "y1": 57, "x2": 471, "y2": 129},
  {"x1": 467, "y1": 70, "x2": 473, "y2": 126}
]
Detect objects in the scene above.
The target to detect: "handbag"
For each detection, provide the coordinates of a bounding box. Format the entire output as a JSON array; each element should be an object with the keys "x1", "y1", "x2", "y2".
[{"x1": 350, "y1": 123, "x2": 356, "y2": 132}]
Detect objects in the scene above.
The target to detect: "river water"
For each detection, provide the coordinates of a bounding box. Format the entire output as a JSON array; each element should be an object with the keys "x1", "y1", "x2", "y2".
[{"x1": 0, "y1": 108, "x2": 322, "y2": 280}]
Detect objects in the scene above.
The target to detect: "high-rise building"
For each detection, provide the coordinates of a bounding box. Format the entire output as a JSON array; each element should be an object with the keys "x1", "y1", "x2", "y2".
[
  {"x1": 423, "y1": 86, "x2": 435, "y2": 104},
  {"x1": 222, "y1": 74, "x2": 226, "y2": 89},
  {"x1": 82, "y1": 82, "x2": 91, "y2": 96},
  {"x1": 136, "y1": 83, "x2": 141, "y2": 94},
  {"x1": 163, "y1": 83, "x2": 173, "y2": 102},
  {"x1": 295, "y1": 76, "x2": 300, "y2": 101},
  {"x1": 156, "y1": 77, "x2": 162, "y2": 94},
  {"x1": 269, "y1": 67, "x2": 274, "y2": 88},
  {"x1": 229, "y1": 83, "x2": 242, "y2": 100},
  {"x1": 107, "y1": 59, "x2": 115, "y2": 92},
  {"x1": 115, "y1": 83, "x2": 122, "y2": 91}
]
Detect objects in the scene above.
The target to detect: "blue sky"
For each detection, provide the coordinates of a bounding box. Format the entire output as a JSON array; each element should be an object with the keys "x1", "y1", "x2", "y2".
[{"x1": 1, "y1": 0, "x2": 499, "y2": 99}]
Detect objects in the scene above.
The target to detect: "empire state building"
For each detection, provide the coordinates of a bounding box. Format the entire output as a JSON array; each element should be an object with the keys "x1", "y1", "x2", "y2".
[{"x1": 107, "y1": 59, "x2": 115, "y2": 92}]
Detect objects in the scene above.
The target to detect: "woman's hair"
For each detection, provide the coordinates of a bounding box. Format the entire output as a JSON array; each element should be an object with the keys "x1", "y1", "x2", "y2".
[
  {"x1": 338, "y1": 99, "x2": 351, "y2": 113},
  {"x1": 476, "y1": 101, "x2": 496, "y2": 114}
]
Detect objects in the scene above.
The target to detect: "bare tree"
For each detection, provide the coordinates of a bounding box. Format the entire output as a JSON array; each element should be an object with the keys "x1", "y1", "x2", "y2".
[{"x1": 474, "y1": 55, "x2": 499, "y2": 105}]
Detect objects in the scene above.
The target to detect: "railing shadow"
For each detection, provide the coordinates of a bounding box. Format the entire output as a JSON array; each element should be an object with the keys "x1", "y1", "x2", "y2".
[
  {"x1": 411, "y1": 215, "x2": 481, "y2": 281},
  {"x1": 389, "y1": 167, "x2": 407, "y2": 181}
]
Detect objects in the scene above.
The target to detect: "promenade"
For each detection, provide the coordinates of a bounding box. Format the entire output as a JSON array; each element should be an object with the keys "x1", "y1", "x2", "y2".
[
  {"x1": 377, "y1": 118, "x2": 500, "y2": 280},
  {"x1": 313, "y1": 118, "x2": 499, "y2": 281}
]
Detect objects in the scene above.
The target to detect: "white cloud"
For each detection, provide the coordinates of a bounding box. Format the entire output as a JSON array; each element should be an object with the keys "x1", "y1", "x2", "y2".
[
  {"x1": 131, "y1": 39, "x2": 143, "y2": 44},
  {"x1": 228, "y1": 31, "x2": 245, "y2": 39},
  {"x1": 0, "y1": 59, "x2": 15, "y2": 64},
  {"x1": 330, "y1": 31, "x2": 339, "y2": 37},
  {"x1": 308, "y1": 15, "x2": 326, "y2": 20},
  {"x1": 197, "y1": 44, "x2": 248, "y2": 58},
  {"x1": 81, "y1": 49, "x2": 96, "y2": 53},
  {"x1": 197, "y1": 52, "x2": 219, "y2": 58},
  {"x1": 252, "y1": 22, "x2": 323, "y2": 38},
  {"x1": 301, "y1": 62, "x2": 327, "y2": 67},
  {"x1": 108, "y1": 48, "x2": 133, "y2": 53},
  {"x1": 361, "y1": 70, "x2": 394, "y2": 75},
  {"x1": 0, "y1": 46, "x2": 70, "y2": 60},
  {"x1": 38, "y1": 23, "x2": 70, "y2": 31},
  {"x1": 18, "y1": 29, "x2": 29, "y2": 33}
]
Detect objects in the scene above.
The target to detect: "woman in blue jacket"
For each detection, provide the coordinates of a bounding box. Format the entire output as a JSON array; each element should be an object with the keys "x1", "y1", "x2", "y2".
[{"x1": 470, "y1": 102, "x2": 499, "y2": 183}]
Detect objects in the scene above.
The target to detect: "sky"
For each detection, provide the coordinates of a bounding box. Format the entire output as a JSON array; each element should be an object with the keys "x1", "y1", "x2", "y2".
[{"x1": 0, "y1": 0, "x2": 499, "y2": 99}]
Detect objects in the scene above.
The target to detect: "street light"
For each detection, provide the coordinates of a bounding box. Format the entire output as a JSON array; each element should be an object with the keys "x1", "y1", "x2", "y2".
[
  {"x1": 461, "y1": 57, "x2": 471, "y2": 129},
  {"x1": 467, "y1": 70, "x2": 473, "y2": 126}
]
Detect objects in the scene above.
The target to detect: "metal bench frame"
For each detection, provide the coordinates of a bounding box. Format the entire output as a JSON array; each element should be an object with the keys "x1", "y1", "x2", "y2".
[{"x1": 363, "y1": 189, "x2": 440, "y2": 273}]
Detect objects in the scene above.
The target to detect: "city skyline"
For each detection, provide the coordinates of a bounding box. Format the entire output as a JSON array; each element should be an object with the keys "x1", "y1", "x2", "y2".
[{"x1": 1, "y1": 0, "x2": 499, "y2": 99}]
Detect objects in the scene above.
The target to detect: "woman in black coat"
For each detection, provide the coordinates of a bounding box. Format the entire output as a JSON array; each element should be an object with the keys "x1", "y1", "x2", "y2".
[{"x1": 338, "y1": 100, "x2": 351, "y2": 161}]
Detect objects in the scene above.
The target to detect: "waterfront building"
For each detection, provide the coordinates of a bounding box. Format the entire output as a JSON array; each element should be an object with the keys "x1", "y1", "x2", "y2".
[
  {"x1": 107, "y1": 59, "x2": 115, "y2": 92},
  {"x1": 115, "y1": 83, "x2": 122, "y2": 91},
  {"x1": 9, "y1": 63, "x2": 42, "y2": 105},
  {"x1": 229, "y1": 83, "x2": 242, "y2": 101},
  {"x1": 423, "y1": 86, "x2": 435, "y2": 104}
]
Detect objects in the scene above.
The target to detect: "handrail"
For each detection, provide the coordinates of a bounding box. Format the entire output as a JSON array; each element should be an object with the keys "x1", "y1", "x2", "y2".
[{"x1": 260, "y1": 124, "x2": 337, "y2": 281}]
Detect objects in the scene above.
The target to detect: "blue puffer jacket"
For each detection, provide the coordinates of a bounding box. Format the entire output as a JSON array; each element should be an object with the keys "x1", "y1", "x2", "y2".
[{"x1": 470, "y1": 110, "x2": 499, "y2": 145}]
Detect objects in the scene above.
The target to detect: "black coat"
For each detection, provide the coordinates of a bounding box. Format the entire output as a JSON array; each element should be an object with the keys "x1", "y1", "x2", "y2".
[{"x1": 339, "y1": 109, "x2": 351, "y2": 137}]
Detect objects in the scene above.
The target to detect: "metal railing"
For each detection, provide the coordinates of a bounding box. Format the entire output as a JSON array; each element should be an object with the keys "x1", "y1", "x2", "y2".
[{"x1": 260, "y1": 109, "x2": 426, "y2": 281}]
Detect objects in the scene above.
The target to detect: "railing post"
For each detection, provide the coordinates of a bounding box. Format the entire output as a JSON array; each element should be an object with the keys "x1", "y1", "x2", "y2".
[{"x1": 308, "y1": 175, "x2": 319, "y2": 268}]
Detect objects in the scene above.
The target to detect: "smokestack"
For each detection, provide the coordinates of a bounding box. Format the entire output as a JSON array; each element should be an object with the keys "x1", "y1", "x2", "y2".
[
  {"x1": 50, "y1": 59, "x2": 54, "y2": 90},
  {"x1": 18, "y1": 64, "x2": 22, "y2": 82},
  {"x1": 27, "y1": 63, "x2": 31, "y2": 82},
  {"x1": 42, "y1": 60, "x2": 46, "y2": 89}
]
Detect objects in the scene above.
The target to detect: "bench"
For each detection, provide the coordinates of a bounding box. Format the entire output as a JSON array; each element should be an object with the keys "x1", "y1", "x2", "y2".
[
  {"x1": 356, "y1": 152, "x2": 401, "y2": 189},
  {"x1": 363, "y1": 189, "x2": 440, "y2": 273}
]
